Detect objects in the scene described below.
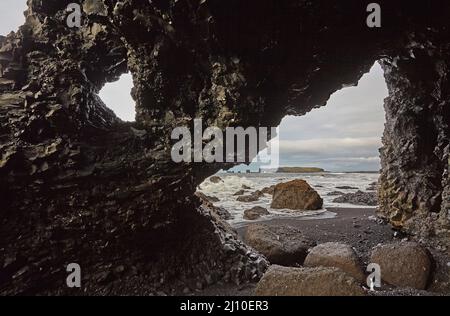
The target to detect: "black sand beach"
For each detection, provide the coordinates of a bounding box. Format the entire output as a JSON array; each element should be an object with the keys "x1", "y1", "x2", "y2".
[
  {"x1": 236, "y1": 207, "x2": 394, "y2": 262},
  {"x1": 196, "y1": 207, "x2": 396, "y2": 296}
]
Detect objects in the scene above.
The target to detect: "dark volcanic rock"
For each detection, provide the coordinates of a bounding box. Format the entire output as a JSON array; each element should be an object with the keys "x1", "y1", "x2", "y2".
[
  {"x1": 243, "y1": 206, "x2": 270, "y2": 220},
  {"x1": 261, "y1": 185, "x2": 276, "y2": 195},
  {"x1": 366, "y1": 181, "x2": 379, "y2": 191},
  {"x1": 327, "y1": 191, "x2": 345, "y2": 196},
  {"x1": 196, "y1": 191, "x2": 220, "y2": 202},
  {"x1": 237, "y1": 191, "x2": 264, "y2": 203},
  {"x1": 333, "y1": 191, "x2": 378, "y2": 206},
  {"x1": 336, "y1": 186, "x2": 359, "y2": 190},
  {"x1": 207, "y1": 196, "x2": 220, "y2": 202},
  {"x1": 213, "y1": 207, "x2": 233, "y2": 221},
  {"x1": 196, "y1": 192, "x2": 231, "y2": 220},
  {"x1": 233, "y1": 189, "x2": 246, "y2": 196},
  {"x1": 209, "y1": 176, "x2": 223, "y2": 184},
  {"x1": 0, "y1": 0, "x2": 449, "y2": 295}
]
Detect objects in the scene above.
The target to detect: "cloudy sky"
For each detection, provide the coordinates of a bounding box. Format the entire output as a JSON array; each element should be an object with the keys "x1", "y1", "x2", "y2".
[
  {"x1": 0, "y1": 1, "x2": 27, "y2": 35},
  {"x1": 2, "y1": 1, "x2": 388, "y2": 172},
  {"x1": 276, "y1": 63, "x2": 388, "y2": 171}
]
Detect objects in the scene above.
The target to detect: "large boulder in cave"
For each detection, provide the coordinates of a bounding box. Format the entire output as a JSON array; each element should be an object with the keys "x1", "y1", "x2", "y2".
[
  {"x1": 255, "y1": 265, "x2": 365, "y2": 296},
  {"x1": 370, "y1": 242, "x2": 432, "y2": 290},
  {"x1": 0, "y1": 0, "x2": 449, "y2": 295},
  {"x1": 271, "y1": 180, "x2": 323, "y2": 210},
  {"x1": 243, "y1": 206, "x2": 270, "y2": 221},
  {"x1": 304, "y1": 242, "x2": 365, "y2": 283},
  {"x1": 244, "y1": 224, "x2": 315, "y2": 266}
]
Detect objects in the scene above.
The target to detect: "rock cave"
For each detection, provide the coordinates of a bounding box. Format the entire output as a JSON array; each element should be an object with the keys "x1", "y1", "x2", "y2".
[{"x1": 0, "y1": 0, "x2": 449, "y2": 295}]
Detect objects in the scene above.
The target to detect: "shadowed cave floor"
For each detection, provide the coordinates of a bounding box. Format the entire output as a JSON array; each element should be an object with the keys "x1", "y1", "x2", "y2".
[{"x1": 190, "y1": 208, "x2": 450, "y2": 296}]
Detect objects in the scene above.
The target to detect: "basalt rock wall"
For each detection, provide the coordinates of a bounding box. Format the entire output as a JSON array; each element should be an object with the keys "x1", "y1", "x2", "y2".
[{"x1": 0, "y1": 0, "x2": 449, "y2": 295}]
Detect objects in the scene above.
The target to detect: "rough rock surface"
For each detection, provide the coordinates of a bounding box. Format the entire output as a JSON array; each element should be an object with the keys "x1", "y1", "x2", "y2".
[
  {"x1": 261, "y1": 185, "x2": 275, "y2": 195},
  {"x1": 196, "y1": 191, "x2": 219, "y2": 203},
  {"x1": 304, "y1": 242, "x2": 365, "y2": 282},
  {"x1": 236, "y1": 191, "x2": 264, "y2": 203},
  {"x1": 271, "y1": 180, "x2": 323, "y2": 210},
  {"x1": 209, "y1": 176, "x2": 223, "y2": 184},
  {"x1": 255, "y1": 265, "x2": 365, "y2": 296},
  {"x1": 195, "y1": 192, "x2": 232, "y2": 220},
  {"x1": 366, "y1": 181, "x2": 379, "y2": 191},
  {"x1": 370, "y1": 242, "x2": 432, "y2": 290},
  {"x1": 0, "y1": 0, "x2": 449, "y2": 295},
  {"x1": 333, "y1": 190, "x2": 378, "y2": 206},
  {"x1": 244, "y1": 224, "x2": 315, "y2": 266},
  {"x1": 243, "y1": 206, "x2": 270, "y2": 221},
  {"x1": 327, "y1": 191, "x2": 345, "y2": 196},
  {"x1": 336, "y1": 186, "x2": 359, "y2": 190}
]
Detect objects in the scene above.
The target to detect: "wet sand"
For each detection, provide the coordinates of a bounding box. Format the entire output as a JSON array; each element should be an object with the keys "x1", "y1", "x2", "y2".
[{"x1": 236, "y1": 207, "x2": 395, "y2": 262}]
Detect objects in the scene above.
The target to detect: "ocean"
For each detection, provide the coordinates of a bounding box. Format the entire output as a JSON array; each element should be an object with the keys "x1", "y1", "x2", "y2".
[{"x1": 197, "y1": 172, "x2": 379, "y2": 226}]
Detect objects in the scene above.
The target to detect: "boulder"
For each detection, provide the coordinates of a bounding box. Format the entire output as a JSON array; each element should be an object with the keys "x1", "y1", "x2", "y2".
[
  {"x1": 336, "y1": 186, "x2": 359, "y2": 190},
  {"x1": 233, "y1": 189, "x2": 246, "y2": 196},
  {"x1": 209, "y1": 176, "x2": 223, "y2": 183},
  {"x1": 304, "y1": 242, "x2": 365, "y2": 282},
  {"x1": 244, "y1": 224, "x2": 315, "y2": 266},
  {"x1": 241, "y1": 184, "x2": 252, "y2": 190},
  {"x1": 327, "y1": 191, "x2": 345, "y2": 196},
  {"x1": 243, "y1": 206, "x2": 270, "y2": 220},
  {"x1": 332, "y1": 190, "x2": 377, "y2": 206},
  {"x1": 270, "y1": 179, "x2": 323, "y2": 210},
  {"x1": 261, "y1": 185, "x2": 275, "y2": 195},
  {"x1": 370, "y1": 242, "x2": 432, "y2": 290},
  {"x1": 255, "y1": 265, "x2": 365, "y2": 296},
  {"x1": 207, "y1": 195, "x2": 220, "y2": 202},
  {"x1": 237, "y1": 190, "x2": 264, "y2": 202}
]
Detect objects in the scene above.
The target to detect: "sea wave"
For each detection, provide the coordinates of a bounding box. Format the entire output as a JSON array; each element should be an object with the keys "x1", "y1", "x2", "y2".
[{"x1": 197, "y1": 172, "x2": 379, "y2": 225}]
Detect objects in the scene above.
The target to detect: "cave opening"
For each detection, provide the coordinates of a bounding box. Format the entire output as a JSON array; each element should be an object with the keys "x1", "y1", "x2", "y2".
[
  {"x1": 1, "y1": 0, "x2": 449, "y2": 296},
  {"x1": 198, "y1": 61, "x2": 388, "y2": 225},
  {"x1": 98, "y1": 72, "x2": 136, "y2": 122}
]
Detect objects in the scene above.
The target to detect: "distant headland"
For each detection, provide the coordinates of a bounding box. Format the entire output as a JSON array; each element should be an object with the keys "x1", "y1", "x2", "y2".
[{"x1": 276, "y1": 167, "x2": 326, "y2": 173}]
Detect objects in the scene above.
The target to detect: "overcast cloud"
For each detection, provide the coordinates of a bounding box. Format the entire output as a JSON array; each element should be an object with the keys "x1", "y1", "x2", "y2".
[
  {"x1": 0, "y1": 1, "x2": 27, "y2": 36},
  {"x1": 2, "y1": 1, "x2": 388, "y2": 172},
  {"x1": 276, "y1": 62, "x2": 388, "y2": 171}
]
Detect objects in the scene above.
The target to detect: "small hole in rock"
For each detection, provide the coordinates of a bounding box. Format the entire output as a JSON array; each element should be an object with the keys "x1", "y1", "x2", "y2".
[{"x1": 99, "y1": 73, "x2": 135, "y2": 122}]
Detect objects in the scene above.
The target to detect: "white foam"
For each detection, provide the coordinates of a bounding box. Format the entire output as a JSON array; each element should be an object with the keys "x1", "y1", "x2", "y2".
[{"x1": 198, "y1": 172, "x2": 379, "y2": 225}]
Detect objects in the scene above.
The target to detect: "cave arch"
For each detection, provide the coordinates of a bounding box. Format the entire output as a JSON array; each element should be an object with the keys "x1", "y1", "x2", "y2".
[{"x1": 0, "y1": 0, "x2": 449, "y2": 295}]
